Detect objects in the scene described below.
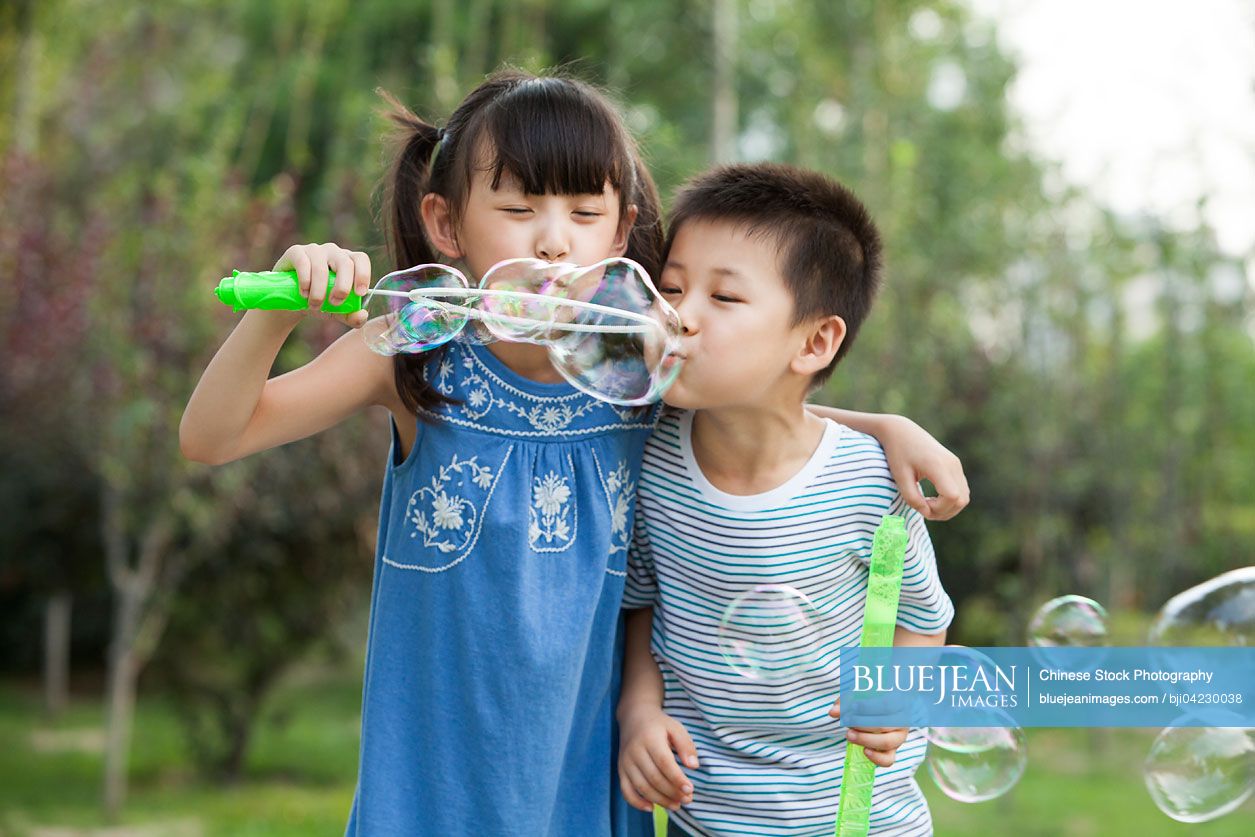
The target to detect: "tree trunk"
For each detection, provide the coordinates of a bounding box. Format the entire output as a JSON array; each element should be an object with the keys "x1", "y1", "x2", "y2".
[
  {"x1": 102, "y1": 585, "x2": 143, "y2": 820},
  {"x1": 710, "y1": 0, "x2": 738, "y2": 163},
  {"x1": 43, "y1": 591, "x2": 72, "y2": 717},
  {"x1": 100, "y1": 484, "x2": 176, "y2": 820}
]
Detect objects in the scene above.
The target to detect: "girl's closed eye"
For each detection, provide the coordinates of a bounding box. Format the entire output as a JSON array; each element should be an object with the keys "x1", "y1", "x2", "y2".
[
  {"x1": 501, "y1": 206, "x2": 533, "y2": 215},
  {"x1": 712, "y1": 293, "x2": 742, "y2": 303},
  {"x1": 659, "y1": 285, "x2": 683, "y2": 296}
]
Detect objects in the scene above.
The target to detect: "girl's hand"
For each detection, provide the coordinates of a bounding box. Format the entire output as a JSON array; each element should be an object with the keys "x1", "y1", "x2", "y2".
[
  {"x1": 879, "y1": 415, "x2": 969, "y2": 520},
  {"x1": 273, "y1": 242, "x2": 372, "y2": 329},
  {"x1": 618, "y1": 705, "x2": 699, "y2": 813}
]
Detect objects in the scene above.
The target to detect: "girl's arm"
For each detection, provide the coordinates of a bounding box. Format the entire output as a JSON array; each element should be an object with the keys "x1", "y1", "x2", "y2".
[
  {"x1": 180, "y1": 244, "x2": 395, "y2": 465},
  {"x1": 807, "y1": 406, "x2": 969, "y2": 521}
]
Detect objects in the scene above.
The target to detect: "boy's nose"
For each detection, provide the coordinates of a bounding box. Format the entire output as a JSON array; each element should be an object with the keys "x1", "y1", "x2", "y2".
[{"x1": 675, "y1": 301, "x2": 699, "y2": 336}]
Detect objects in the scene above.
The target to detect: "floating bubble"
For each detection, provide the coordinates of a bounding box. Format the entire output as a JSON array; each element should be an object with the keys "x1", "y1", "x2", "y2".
[
  {"x1": 718, "y1": 584, "x2": 825, "y2": 681},
  {"x1": 1149, "y1": 567, "x2": 1255, "y2": 647},
  {"x1": 1027, "y1": 595, "x2": 1109, "y2": 647},
  {"x1": 1143, "y1": 721, "x2": 1255, "y2": 823},
  {"x1": 925, "y1": 718, "x2": 1027, "y2": 803}
]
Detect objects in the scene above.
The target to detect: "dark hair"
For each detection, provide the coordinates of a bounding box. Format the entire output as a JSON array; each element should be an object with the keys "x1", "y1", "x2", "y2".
[
  {"x1": 663, "y1": 163, "x2": 883, "y2": 386},
  {"x1": 378, "y1": 69, "x2": 663, "y2": 415}
]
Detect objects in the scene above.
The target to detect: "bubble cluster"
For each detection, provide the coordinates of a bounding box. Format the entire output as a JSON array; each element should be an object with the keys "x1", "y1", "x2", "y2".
[{"x1": 362, "y1": 257, "x2": 683, "y2": 405}]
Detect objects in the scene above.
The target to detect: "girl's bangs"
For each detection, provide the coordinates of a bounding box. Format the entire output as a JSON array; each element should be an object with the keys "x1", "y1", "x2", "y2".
[{"x1": 477, "y1": 81, "x2": 631, "y2": 198}]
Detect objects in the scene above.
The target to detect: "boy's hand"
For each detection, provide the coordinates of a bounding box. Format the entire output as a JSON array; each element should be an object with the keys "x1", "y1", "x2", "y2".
[
  {"x1": 829, "y1": 697, "x2": 909, "y2": 768},
  {"x1": 618, "y1": 705, "x2": 699, "y2": 813},
  {"x1": 274, "y1": 242, "x2": 372, "y2": 329},
  {"x1": 879, "y1": 415, "x2": 969, "y2": 521}
]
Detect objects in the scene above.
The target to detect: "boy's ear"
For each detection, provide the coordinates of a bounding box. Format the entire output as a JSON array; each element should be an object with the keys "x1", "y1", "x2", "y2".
[
  {"x1": 611, "y1": 203, "x2": 639, "y2": 257},
  {"x1": 792, "y1": 314, "x2": 847, "y2": 377},
  {"x1": 420, "y1": 193, "x2": 462, "y2": 260}
]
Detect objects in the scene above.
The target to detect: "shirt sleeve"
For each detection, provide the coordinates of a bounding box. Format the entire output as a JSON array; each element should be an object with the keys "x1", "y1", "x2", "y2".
[
  {"x1": 622, "y1": 509, "x2": 658, "y2": 609},
  {"x1": 883, "y1": 495, "x2": 954, "y2": 634}
]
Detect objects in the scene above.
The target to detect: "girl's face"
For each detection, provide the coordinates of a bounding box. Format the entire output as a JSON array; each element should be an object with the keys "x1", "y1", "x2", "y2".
[{"x1": 424, "y1": 165, "x2": 635, "y2": 281}]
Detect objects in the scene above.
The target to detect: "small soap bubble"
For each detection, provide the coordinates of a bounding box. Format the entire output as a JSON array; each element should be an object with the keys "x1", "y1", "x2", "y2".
[
  {"x1": 1143, "y1": 721, "x2": 1255, "y2": 823},
  {"x1": 718, "y1": 584, "x2": 825, "y2": 681},
  {"x1": 1149, "y1": 567, "x2": 1255, "y2": 647},
  {"x1": 925, "y1": 719, "x2": 1027, "y2": 803},
  {"x1": 1028, "y1": 595, "x2": 1109, "y2": 647}
]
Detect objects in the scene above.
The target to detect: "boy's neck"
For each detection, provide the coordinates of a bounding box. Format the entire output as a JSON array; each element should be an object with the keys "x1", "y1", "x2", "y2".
[{"x1": 690, "y1": 398, "x2": 829, "y2": 497}]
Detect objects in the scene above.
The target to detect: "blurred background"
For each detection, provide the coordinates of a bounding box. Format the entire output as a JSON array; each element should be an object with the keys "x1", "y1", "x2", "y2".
[{"x1": 1, "y1": 0, "x2": 1252, "y2": 833}]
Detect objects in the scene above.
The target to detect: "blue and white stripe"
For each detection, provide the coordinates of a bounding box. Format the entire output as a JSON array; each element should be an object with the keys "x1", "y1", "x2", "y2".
[{"x1": 625, "y1": 409, "x2": 954, "y2": 836}]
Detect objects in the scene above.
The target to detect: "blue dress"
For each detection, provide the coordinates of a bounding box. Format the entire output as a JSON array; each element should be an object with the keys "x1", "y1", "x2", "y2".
[{"x1": 346, "y1": 340, "x2": 659, "y2": 836}]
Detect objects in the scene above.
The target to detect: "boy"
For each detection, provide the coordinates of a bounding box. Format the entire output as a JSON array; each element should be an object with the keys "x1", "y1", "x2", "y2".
[{"x1": 618, "y1": 164, "x2": 955, "y2": 836}]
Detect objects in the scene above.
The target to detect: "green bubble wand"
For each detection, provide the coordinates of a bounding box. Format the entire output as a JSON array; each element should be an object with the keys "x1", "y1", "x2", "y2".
[
  {"x1": 212, "y1": 268, "x2": 662, "y2": 335},
  {"x1": 833, "y1": 514, "x2": 908, "y2": 837},
  {"x1": 652, "y1": 514, "x2": 907, "y2": 837}
]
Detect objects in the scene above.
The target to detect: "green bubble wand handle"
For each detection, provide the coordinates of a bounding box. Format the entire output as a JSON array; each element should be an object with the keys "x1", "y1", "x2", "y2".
[
  {"x1": 213, "y1": 270, "x2": 365, "y2": 314},
  {"x1": 833, "y1": 514, "x2": 908, "y2": 837}
]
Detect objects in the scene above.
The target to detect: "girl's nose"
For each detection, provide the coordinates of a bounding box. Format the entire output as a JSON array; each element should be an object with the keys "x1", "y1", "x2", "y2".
[{"x1": 536, "y1": 227, "x2": 570, "y2": 263}]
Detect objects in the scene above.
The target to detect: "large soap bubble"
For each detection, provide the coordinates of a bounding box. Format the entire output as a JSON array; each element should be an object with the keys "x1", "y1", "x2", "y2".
[
  {"x1": 1027, "y1": 595, "x2": 1109, "y2": 647},
  {"x1": 718, "y1": 584, "x2": 825, "y2": 682},
  {"x1": 1143, "y1": 720, "x2": 1255, "y2": 823},
  {"x1": 925, "y1": 718, "x2": 1027, "y2": 803},
  {"x1": 362, "y1": 257, "x2": 684, "y2": 406},
  {"x1": 1149, "y1": 567, "x2": 1255, "y2": 647}
]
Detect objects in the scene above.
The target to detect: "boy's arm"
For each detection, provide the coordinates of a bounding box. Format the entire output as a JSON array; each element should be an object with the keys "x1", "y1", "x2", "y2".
[
  {"x1": 894, "y1": 624, "x2": 947, "y2": 647},
  {"x1": 617, "y1": 608, "x2": 698, "y2": 813},
  {"x1": 619, "y1": 608, "x2": 665, "y2": 717},
  {"x1": 806, "y1": 405, "x2": 969, "y2": 521}
]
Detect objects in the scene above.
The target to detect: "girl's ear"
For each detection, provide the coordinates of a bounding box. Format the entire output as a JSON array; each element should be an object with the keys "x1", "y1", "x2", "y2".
[
  {"x1": 791, "y1": 314, "x2": 847, "y2": 377},
  {"x1": 420, "y1": 193, "x2": 462, "y2": 260},
  {"x1": 611, "y1": 203, "x2": 639, "y2": 257}
]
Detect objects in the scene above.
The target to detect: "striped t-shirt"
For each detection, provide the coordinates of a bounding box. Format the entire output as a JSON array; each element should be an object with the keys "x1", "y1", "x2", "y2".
[{"x1": 623, "y1": 409, "x2": 955, "y2": 837}]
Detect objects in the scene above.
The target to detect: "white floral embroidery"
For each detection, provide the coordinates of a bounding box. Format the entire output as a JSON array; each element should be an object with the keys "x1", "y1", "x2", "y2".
[
  {"x1": 436, "y1": 358, "x2": 456, "y2": 395},
  {"x1": 425, "y1": 344, "x2": 646, "y2": 436},
  {"x1": 593, "y1": 455, "x2": 635, "y2": 556},
  {"x1": 534, "y1": 472, "x2": 571, "y2": 517},
  {"x1": 431, "y1": 491, "x2": 466, "y2": 530},
  {"x1": 529, "y1": 463, "x2": 577, "y2": 552},
  {"x1": 406, "y1": 454, "x2": 497, "y2": 554},
  {"x1": 385, "y1": 446, "x2": 515, "y2": 573}
]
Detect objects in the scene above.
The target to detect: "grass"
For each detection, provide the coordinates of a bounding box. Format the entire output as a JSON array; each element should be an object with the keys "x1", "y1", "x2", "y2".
[{"x1": 1, "y1": 670, "x2": 1251, "y2": 835}]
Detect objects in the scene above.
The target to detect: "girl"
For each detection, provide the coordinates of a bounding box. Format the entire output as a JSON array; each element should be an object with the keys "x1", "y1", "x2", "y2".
[{"x1": 180, "y1": 69, "x2": 968, "y2": 836}]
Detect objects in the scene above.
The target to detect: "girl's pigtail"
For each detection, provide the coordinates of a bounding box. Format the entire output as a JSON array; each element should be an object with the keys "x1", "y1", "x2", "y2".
[{"x1": 377, "y1": 89, "x2": 459, "y2": 417}]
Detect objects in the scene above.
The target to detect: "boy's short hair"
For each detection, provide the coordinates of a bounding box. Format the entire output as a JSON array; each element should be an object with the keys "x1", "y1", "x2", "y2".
[{"x1": 663, "y1": 163, "x2": 883, "y2": 386}]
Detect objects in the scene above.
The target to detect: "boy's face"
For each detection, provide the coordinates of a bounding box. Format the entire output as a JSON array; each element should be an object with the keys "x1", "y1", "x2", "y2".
[{"x1": 657, "y1": 219, "x2": 840, "y2": 410}]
